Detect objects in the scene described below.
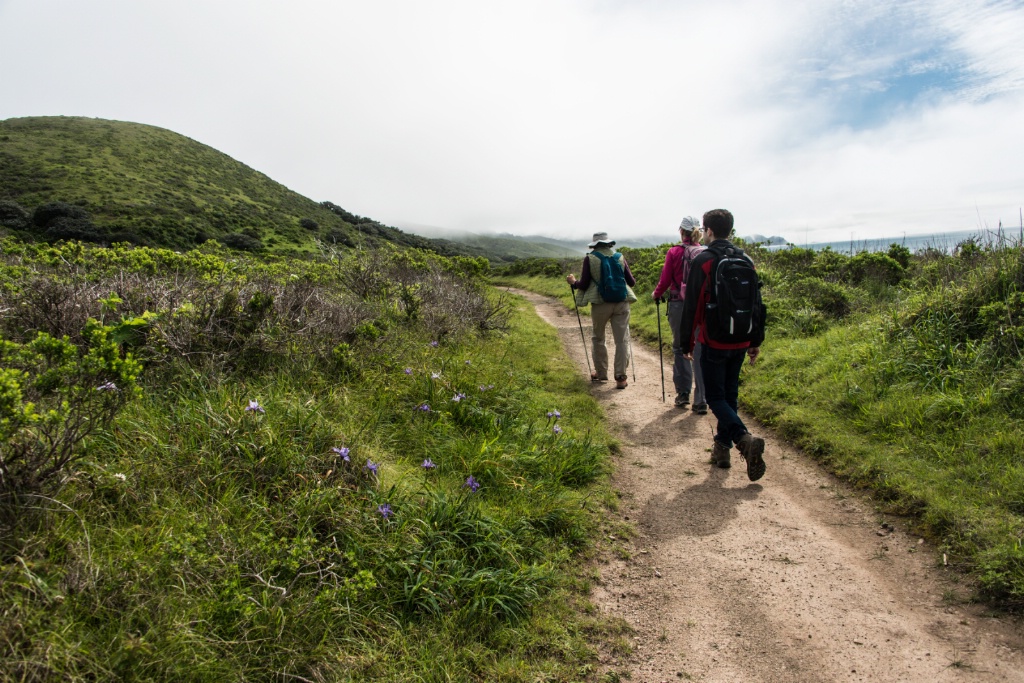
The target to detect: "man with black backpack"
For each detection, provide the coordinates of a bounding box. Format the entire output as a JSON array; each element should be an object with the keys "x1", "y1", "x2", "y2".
[
  {"x1": 678, "y1": 210, "x2": 767, "y2": 481},
  {"x1": 567, "y1": 232, "x2": 638, "y2": 389}
]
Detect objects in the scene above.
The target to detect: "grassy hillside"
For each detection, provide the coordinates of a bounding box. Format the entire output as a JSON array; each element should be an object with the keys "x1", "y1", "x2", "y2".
[
  {"x1": 451, "y1": 233, "x2": 583, "y2": 260},
  {"x1": 0, "y1": 116, "x2": 491, "y2": 259},
  {"x1": 498, "y1": 237, "x2": 1024, "y2": 608}
]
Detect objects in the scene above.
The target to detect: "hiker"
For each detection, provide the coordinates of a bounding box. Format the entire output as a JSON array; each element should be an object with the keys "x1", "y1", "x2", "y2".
[
  {"x1": 652, "y1": 216, "x2": 707, "y2": 413},
  {"x1": 678, "y1": 209, "x2": 767, "y2": 481},
  {"x1": 566, "y1": 232, "x2": 638, "y2": 389}
]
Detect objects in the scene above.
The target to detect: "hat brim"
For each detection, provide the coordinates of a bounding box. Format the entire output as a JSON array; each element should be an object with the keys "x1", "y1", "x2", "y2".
[{"x1": 588, "y1": 240, "x2": 616, "y2": 248}]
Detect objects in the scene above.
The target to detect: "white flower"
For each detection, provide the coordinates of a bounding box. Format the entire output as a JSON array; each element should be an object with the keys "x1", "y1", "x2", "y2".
[{"x1": 113, "y1": 473, "x2": 127, "y2": 482}]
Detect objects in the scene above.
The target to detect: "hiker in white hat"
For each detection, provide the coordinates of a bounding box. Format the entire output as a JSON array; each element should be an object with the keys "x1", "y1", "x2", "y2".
[
  {"x1": 566, "y1": 232, "x2": 638, "y2": 389},
  {"x1": 651, "y1": 217, "x2": 708, "y2": 412}
]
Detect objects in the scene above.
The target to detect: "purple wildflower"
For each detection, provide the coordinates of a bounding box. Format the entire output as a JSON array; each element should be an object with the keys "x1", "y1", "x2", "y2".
[
  {"x1": 377, "y1": 503, "x2": 393, "y2": 519},
  {"x1": 365, "y1": 459, "x2": 379, "y2": 476},
  {"x1": 244, "y1": 400, "x2": 265, "y2": 414},
  {"x1": 463, "y1": 475, "x2": 480, "y2": 493},
  {"x1": 452, "y1": 392, "x2": 466, "y2": 402},
  {"x1": 546, "y1": 410, "x2": 561, "y2": 420},
  {"x1": 331, "y1": 446, "x2": 351, "y2": 462},
  {"x1": 404, "y1": 368, "x2": 413, "y2": 375},
  {"x1": 96, "y1": 381, "x2": 118, "y2": 392},
  {"x1": 430, "y1": 340, "x2": 439, "y2": 347},
  {"x1": 553, "y1": 425, "x2": 563, "y2": 435},
  {"x1": 422, "y1": 459, "x2": 436, "y2": 469},
  {"x1": 417, "y1": 403, "x2": 431, "y2": 412},
  {"x1": 479, "y1": 385, "x2": 488, "y2": 392}
]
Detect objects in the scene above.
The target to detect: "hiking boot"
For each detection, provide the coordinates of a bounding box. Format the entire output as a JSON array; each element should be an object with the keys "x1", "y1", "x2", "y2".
[
  {"x1": 692, "y1": 402, "x2": 708, "y2": 415},
  {"x1": 615, "y1": 376, "x2": 628, "y2": 390},
  {"x1": 710, "y1": 441, "x2": 731, "y2": 468},
  {"x1": 674, "y1": 394, "x2": 690, "y2": 407},
  {"x1": 591, "y1": 373, "x2": 608, "y2": 382},
  {"x1": 736, "y1": 433, "x2": 766, "y2": 481}
]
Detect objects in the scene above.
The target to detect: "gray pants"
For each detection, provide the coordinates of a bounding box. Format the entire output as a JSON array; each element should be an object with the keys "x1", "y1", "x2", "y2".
[
  {"x1": 667, "y1": 300, "x2": 706, "y2": 404},
  {"x1": 591, "y1": 301, "x2": 631, "y2": 380}
]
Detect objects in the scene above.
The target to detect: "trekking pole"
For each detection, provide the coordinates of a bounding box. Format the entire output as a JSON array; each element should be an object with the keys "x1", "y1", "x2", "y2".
[
  {"x1": 626, "y1": 324, "x2": 636, "y2": 384},
  {"x1": 655, "y1": 298, "x2": 665, "y2": 402},
  {"x1": 569, "y1": 283, "x2": 593, "y2": 379}
]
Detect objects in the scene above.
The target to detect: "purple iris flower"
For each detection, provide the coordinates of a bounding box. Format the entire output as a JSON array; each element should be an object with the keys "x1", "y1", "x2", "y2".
[
  {"x1": 463, "y1": 475, "x2": 480, "y2": 493},
  {"x1": 378, "y1": 503, "x2": 393, "y2": 519},
  {"x1": 332, "y1": 447, "x2": 350, "y2": 462},
  {"x1": 553, "y1": 425, "x2": 563, "y2": 435},
  {"x1": 244, "y1": 400, "x2": 265, "y2": 413},
  {"x1": 418, "y1": 403, "x2": 431, "y2": 412},
  {"x1": 452, "y1": 392, "x2": 466, "y2": 402},
  {"x1": 365, "y1": 460, "x2": 379, "y2": 476},
  {"x1": 96, "y1": 381, "x2": 118, "y2": 392},
  {"x1": 404, "y1": 368, "x2": 413, "y2": 375},
  {"x1": 422, "y1": 459, "x2": 436, "y2": 469},
  {"x1": 430, "y1": 341, "x2": 439, "y2": 347}
]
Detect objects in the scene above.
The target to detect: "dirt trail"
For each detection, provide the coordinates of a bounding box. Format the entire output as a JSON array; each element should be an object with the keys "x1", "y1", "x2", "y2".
[{"x1": 510, "y1": 289, "x2": 1024, "y2": 683}]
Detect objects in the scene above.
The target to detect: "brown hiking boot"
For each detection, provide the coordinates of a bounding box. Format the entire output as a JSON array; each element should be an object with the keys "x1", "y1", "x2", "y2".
[
  {"x1": 615, "y1": 376, "x2": 628, "y2": 390},
  {"x1": 736, "y1": 433, "x2": 766, "y2": 481},
  {"x1": 710, "y1": 441, "x2": 731, "y2": 468}
]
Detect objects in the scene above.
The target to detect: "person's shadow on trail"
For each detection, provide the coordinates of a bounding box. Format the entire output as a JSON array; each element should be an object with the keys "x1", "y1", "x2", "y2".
[{"x1": 641, "y1": 467, "x2": 761, "y2": 541}]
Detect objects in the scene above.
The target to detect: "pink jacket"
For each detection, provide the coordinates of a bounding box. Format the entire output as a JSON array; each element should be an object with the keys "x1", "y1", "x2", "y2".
[{"x1": 652, "y1": 239, "x2": 704, "y2": 301}]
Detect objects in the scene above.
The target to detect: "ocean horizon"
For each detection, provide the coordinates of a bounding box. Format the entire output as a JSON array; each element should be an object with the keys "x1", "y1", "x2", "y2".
[{"x1": 764, "y1": 226, "x2": 1024, "y2": 254}]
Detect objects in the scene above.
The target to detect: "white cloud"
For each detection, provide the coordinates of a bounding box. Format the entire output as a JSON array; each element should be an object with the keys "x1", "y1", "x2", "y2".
[{"x1": 1, "y1": 0, "x2": 1021, "y2": 244}]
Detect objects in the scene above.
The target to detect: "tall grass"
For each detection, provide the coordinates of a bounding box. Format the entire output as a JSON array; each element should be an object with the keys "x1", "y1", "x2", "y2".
[{"x1": 0, "y1": 238, "x2": 614, "y2": 681}]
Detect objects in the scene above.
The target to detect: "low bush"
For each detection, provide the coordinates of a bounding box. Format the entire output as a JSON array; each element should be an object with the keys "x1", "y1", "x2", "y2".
[{"x1": 0, "y1": 200, "x2": 28, "y2": 229}]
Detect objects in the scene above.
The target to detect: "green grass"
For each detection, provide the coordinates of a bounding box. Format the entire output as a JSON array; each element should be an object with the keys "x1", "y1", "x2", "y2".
[{"x1": 0, "y1": 239, "x2": 618, "y2": 680}]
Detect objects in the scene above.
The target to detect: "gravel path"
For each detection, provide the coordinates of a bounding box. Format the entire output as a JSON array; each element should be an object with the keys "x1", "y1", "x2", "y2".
[{"x1": 511, "y1": 288, "x2": 1024, "y2": 683}]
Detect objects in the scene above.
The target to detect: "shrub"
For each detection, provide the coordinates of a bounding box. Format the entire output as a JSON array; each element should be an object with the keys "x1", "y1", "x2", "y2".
[
  {"x1": 30, "y1": 201, "x2": 91, "y2": 229},
  {"x1": 788, "y1": 277, "x2": 851, "y2": 319},
  {"x1": 45, "y1": 216, "x2": 102, "y2": 243},
  {"x1": 299, "y1": 217, "x2": 319, "y2": 231},
  {"x1": 221, "y1": 232, "x2": 264, "y2": 252},
  {"x1": 0, "y1": 322, "x2": 140, "y2": 499},
  {"x1": 844, "y1": 252, "x2": 905, "y2": 286},
  {"x1": 0, "y1": 200, "x2": 28, "y2": 229},
  {"x1": 887, "y1": 243, "x2": 912, "y2": 269}
]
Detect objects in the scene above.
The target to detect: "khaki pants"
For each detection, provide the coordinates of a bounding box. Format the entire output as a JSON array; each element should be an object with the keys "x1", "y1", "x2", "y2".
[{"x1": 591, "y1": 301, "x2": 631, "y2": 380}]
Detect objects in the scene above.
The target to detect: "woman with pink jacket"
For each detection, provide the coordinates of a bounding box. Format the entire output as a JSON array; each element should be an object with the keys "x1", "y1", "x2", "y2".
[{"x1": 651, "y1": 216, "x2": 707, "y2": 412}]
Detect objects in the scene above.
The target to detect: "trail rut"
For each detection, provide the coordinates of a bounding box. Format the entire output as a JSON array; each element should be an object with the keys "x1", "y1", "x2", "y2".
[{"x1": 511, "y1": 288, "x2": 1024, "y2": 683}]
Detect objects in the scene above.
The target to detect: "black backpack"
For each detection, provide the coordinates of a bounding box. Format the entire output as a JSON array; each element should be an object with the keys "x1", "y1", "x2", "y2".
[
  {"x1": 703, "y1": 245, "x2": 766, "y2": 346},
  {"x1": 592, "y1": 251, "x2": 628, "y2": 303}
]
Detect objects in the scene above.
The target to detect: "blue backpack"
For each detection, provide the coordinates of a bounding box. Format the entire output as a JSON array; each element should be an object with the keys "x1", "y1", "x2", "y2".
[{"x1": 592, "y1": 251, "x2": 628, "y2": 303}]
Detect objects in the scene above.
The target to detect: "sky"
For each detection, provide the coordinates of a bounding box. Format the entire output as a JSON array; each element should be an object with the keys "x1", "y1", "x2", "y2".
[{"x1": 2, "y1": 0, "x2": 1023, "y2": 244}]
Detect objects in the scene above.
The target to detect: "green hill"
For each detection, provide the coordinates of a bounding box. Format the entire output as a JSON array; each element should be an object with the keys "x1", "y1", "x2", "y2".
[{"x1": 0, "y1": 116, "x2": 488, "y2": 258}]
